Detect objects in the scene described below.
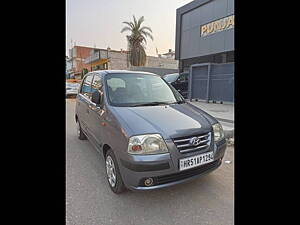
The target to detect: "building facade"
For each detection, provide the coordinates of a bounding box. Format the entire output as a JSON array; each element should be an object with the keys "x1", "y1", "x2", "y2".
[
  {"x1": 175, "y1": 0, "x2": 234, "y2": 72},
  {"x1": 67, "y1": 46, "x2": 95, "y2": 77},
  {"x1": 66, "y1": 56, "x2": 71, "y2": 78},
  {"x1": 66, "y1": 45, "x2": 179, "y2": 79},
  {"x1": 84, "y1": 48, "x2": 130, "y2": 71},
  {"x1": 84, "y1": 47, "x2": 178, "y2": 73}
]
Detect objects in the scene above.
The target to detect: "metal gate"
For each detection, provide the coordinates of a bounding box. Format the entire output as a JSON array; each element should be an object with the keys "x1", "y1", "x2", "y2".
[{"x1": 188, "y1": 63, "x2": 234, "y2": 102}]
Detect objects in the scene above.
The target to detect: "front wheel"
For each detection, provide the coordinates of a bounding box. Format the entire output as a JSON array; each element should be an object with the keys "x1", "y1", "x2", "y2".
[{"x1": 105, "y1": 149, "x2": 126, "y2": 194}]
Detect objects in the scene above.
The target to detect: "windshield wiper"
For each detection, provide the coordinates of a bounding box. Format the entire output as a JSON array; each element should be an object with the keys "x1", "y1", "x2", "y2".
[
  {"x1": 168, "y1": 100, "x2": 186, "y2": 104},
  {"x1": 131, "y1": 102, "x2": 171, "y2": 107}
]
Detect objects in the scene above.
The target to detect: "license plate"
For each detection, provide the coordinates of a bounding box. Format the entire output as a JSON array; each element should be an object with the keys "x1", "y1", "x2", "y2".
[{"x1": 179, "y1": 151, "x2": 214, "y2": 171}]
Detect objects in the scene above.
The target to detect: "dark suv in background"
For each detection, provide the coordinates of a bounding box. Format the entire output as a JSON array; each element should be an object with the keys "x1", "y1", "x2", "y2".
[{"x1": 163, "y1": 72, "x2": 189, "y2": 98}]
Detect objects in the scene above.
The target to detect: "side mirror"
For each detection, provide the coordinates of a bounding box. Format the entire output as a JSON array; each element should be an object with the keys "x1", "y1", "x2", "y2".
[{"x1": 91, "y1": 91, "x2": 101, "y2": 105}]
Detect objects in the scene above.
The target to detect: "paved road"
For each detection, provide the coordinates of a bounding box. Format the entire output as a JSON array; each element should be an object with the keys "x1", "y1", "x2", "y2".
[
  {"x1": 66, "y1": 99, "x2": 234, "y2": 225},
  {"x1": 187, "y1": 100, "x2": 234, "y2": 138}
]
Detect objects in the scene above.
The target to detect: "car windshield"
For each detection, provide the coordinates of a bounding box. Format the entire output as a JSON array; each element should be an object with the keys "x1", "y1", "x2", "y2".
[
  {"x1": 163, "y1": 73, "x2": 179, "y2": 83},
  {"x1": 105, "y1": 73, "x2": 184, "y2": 107}
]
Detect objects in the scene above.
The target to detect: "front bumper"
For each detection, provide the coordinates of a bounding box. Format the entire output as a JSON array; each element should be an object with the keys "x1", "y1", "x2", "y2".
[{"x1": 117, "y1": 138, "x2": 227, "y2": 190}]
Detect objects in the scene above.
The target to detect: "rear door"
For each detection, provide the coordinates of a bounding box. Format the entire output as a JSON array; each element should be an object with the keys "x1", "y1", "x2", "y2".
[{"x1": 76, "y1": 73, "x2": 94, "y2": 133}]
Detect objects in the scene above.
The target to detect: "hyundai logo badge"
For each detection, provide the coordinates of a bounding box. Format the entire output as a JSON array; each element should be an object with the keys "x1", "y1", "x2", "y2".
[{"x1": 190, "y1": 137, "x2": 201, "y2": 146}]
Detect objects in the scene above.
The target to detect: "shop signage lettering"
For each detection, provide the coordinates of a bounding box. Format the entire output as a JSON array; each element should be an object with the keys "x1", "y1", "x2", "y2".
[{"x1": 201, "y1": 15, "x2": 234, "y2": 37}]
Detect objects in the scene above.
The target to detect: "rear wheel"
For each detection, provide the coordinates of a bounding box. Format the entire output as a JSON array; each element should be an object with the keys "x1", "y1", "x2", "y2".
[
  {"x1": 76, "y1": 120, "x2": 87, "y2": 140},
  {"x1": 105, "y1": 149, "x2": 126, "y2": 194}
]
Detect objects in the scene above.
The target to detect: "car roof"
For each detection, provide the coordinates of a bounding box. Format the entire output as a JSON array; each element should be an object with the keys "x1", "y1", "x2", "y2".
[
  {"x1": 164, "y1": 73, "x2": 179, "y2": 76},
  {"x1": 164, "y1": 72, "x2": 188, "y2": 76},
  {"x1": 91, "y1": 70, "x2": 160, "y2": 77}
]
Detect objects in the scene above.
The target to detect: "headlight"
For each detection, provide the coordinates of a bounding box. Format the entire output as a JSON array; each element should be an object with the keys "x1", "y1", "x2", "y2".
[
  {"x1": 128, "y1": 134, "x2": 169, "y2": 155},
  {"x1": 213, "y1": 123, "x2": 225, "y2": 142}
]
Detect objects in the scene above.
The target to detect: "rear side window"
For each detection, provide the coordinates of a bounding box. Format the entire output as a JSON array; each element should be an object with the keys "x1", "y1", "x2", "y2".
[{"x1": 80, "y1": 74, "x2": 93, "y2": 98}]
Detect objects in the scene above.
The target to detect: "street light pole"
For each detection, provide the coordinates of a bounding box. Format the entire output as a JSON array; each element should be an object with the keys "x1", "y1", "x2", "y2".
[{"x1": 90, "y1": 50, "x2": 93, "y2": 72}]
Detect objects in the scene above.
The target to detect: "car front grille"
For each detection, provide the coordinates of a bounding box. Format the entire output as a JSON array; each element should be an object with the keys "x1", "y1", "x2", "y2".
[{"x1": 173, "y1": 132, "x2": 211, "y2": 154}]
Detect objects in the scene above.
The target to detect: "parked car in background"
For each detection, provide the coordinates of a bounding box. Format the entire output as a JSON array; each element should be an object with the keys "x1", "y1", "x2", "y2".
[
  {"x1": 75, "y1": 70, "x2": 226, "y2": 194},
  {"x1": 163, "y1": 72, "x2": 189, "y2": 98},
  {"x1": 66, "y1": 82, "x2": 80, "y2": 97}
]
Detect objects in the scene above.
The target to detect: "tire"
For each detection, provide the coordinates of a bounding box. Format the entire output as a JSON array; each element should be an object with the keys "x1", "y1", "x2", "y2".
[
  {"x1": 105, "y1": 149, "x2": 126, "y2": 194},
  {"x1": 76, "y1": 120, "x2": 87, "y2": 140}
]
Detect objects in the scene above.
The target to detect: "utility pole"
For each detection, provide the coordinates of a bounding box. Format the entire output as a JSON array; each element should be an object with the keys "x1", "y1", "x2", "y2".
[
  {"x1": 90, "y1": 48, "x2": 93, "y2": 72},
  {"x1": 107, "y1": 46, "x2": 110, "y2": 69},
  {"x1": 70, "y1": 39, "x2": 74, "y2": 78},
  {"x1": 93, "y1": 44, "x2": 96, "y2": 71},
  {"x1": 73, "y1": 40, "x2": 77, "y2": 77}
]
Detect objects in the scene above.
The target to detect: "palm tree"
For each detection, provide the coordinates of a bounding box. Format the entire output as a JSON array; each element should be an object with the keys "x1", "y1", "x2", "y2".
[{"x1": 121, "y1": 16, "x2": 153, "y2": 66}]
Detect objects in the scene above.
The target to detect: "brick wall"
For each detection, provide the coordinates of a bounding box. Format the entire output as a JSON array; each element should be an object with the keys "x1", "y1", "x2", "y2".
[
  {"x1": 103, "y1": 50, "x2": 129, "y2": 70},
  {"x1": 101, "y1": 50, "x2": 178, "y2": 70},
  {"x1": 146, "y1": 56, "x2": 178, "y2": 69},
  {"x1": 69, "y1": 47, "x2": 179, "y2": 75},
  {"x1": 71, "y1": 46, "x2": 94, "y2": 73}
]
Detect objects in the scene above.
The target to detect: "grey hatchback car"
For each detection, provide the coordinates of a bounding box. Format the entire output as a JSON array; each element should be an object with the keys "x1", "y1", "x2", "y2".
[{"x1": 75, "y1": 70, "x2": 227, "y2": 193}]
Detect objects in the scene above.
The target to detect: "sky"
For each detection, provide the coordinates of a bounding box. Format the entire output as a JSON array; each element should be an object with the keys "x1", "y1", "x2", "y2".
[{"x1": 66, "y1": 0, "x2": 192, "y2": 57}]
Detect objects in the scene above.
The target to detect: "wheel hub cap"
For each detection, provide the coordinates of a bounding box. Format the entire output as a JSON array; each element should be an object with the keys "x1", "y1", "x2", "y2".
[{"x1": 106, "y1": 156, "x2": 116, "y2": 187}]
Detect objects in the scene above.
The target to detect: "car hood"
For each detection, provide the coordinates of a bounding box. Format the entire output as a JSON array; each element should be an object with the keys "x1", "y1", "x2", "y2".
[{"x1": 111, "y1": 103, "x2": 213, "y2": 139}]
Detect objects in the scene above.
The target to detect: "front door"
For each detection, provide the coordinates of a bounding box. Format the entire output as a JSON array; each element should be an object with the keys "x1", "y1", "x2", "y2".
[
  {"x1": 88, "y1": 74, "x2": 105, "y2": 149},
  {"x1": 77, "y1": 73, "x2": 94, "y2": 133}
]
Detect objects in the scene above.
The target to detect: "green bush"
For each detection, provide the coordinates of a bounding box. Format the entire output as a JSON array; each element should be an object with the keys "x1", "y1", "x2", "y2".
[{"x1": 81, "y1": 68, "x2": 88, "y2": 79}]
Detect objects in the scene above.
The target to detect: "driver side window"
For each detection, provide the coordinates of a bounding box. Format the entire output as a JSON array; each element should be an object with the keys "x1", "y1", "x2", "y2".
[
  {"x1": 80, "y1": 74, "x2": 93, "y2": 99},
  {"x1": 91, "y1": 75, "x2": 102, "y2": 93},
  {"x1": 91, "y1": 75, "x2": 103, "y2": 105}
]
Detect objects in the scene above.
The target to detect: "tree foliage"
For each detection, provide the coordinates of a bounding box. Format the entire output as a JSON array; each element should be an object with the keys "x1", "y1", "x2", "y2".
[
  {"x1": 81, "y1": 68, "x2": 88, "y2": 79},
  {"x1": 121, "y1": 16, "x2": 153, "y2": 66}
]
